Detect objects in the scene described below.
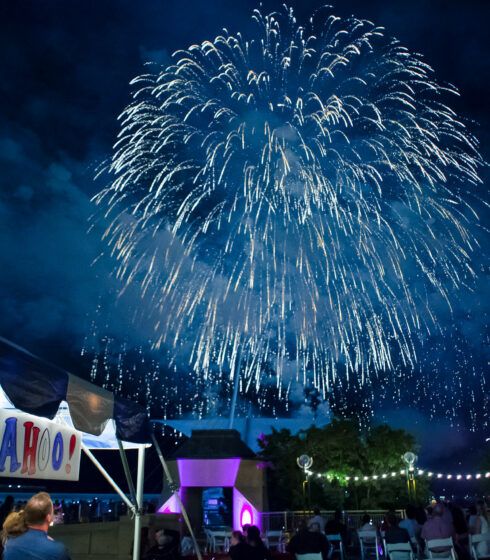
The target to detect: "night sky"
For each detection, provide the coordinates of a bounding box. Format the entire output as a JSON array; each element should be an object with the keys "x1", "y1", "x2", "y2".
[{"x1": 1, "y1": 0, "x2": 489, "y2": 470}]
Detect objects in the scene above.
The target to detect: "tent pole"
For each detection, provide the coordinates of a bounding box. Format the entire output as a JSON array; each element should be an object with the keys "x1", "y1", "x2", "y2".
[
  {"x1": 81, "y1": 443, "x2": 135, "y2": 512},
  {"x1": 116, "y1": 434, "x2": 138, "y2": 507},
  {"x1": 133, "y1": 445, "x2": 145, "y2": 560},
  {"x1": 151, "y1": 433, "x2": 203, "y2": 560}
]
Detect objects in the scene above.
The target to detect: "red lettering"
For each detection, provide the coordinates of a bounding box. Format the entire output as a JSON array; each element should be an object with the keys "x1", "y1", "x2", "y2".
[{"x1": 22, "y1": 422, "x2": 40, "y2": 475}]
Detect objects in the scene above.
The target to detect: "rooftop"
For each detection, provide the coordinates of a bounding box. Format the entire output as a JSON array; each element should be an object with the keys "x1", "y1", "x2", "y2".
[{"x1": 168, "y1": 429, "x2": 257, "y2": 460}]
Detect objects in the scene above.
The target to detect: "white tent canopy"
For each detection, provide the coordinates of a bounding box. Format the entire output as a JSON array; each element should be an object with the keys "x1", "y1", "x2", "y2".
[
  {"x1": 0, "y1": 386, "x2": 143, "y2": 450},
  {"x1": 0, "y1": 336, "x2": 203, "y2": 560}
]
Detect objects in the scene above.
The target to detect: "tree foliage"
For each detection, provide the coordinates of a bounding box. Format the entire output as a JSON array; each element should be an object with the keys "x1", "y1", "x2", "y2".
[{"x1": 258, "y1": 418, "x2": 431, "y2": 510}]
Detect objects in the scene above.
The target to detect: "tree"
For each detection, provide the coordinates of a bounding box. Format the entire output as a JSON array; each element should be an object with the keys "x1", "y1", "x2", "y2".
[
  {"x1": 258, "y1": 419, "x2": 431, "y2": 510},
  {"x1": 257, "y1": 428, "x2": 305, "y2": 509},
  {"x1": 475, "y1": 449, "x2": 490, "y2": 496},
  {"x1": 360, "y1": 425, "x2": 430, "y2": 508}
]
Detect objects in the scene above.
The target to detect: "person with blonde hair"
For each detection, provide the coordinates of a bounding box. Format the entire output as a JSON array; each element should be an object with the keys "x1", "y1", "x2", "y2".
[
  {"x1": 2, "y1": 492, "x2": 70, "y2": 559},
  {"x1": 2, "y1": 509, "x2": 27, "y2": 543}
]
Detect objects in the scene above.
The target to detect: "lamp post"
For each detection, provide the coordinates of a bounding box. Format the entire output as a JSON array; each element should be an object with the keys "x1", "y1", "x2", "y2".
[
  {"x1": 402, "y1": 451, "x2": 418, "y2": 502},
  {"x1": 297, "y1": 454, "x2": 313, "y2": 515}
]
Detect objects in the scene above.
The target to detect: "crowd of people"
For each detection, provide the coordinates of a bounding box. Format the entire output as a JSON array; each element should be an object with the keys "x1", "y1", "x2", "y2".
[
  {"x1": 0, "y1": 492, "x2": 488, "y2": 559},
  {"x1": 139, "y1": 524, "x2": 274, "y2": 560},
  {"x1": 294, "y1": 500, "x2": 489, "y2": 560},
  {"x1": 228, "y1": 525, "x2": 272, "y2": 560}
]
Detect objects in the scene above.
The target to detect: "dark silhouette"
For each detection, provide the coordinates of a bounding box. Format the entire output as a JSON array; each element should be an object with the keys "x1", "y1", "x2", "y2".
[
  {"x1": 145, "y1": 529, "x2": 180, "y2": 560},
  {"x1": 247, "y1": 525, "x2": 271, "y2": 560},
  {"x1": 325, "y1": 510, "x2": 347, "y2": 543},
  {"x1": 287, "y1": 523, "x2": 330, "y2": 560},
  {"x1": 385, "y1": 512, "x2": 410, "y2": 544},
  {"x1": 0, "y1": 496, "x2": 14, "y2": 528},
  {"x1": 452, "y1": 507, "x2": 470, "y2": 560},
  {"x1": 228, "y1": 531, "x2": 252, "y2": 560}
]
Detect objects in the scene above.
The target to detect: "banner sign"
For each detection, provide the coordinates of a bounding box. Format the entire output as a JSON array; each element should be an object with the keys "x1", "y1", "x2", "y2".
[{"x1": 0, "y1": 409, "x2": 81, "y2": 481}]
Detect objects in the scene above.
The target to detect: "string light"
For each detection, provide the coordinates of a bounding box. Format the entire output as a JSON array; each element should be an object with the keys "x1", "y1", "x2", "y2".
[{"x1": 308, "y1": 468, "x2": 490, "y2": 483}]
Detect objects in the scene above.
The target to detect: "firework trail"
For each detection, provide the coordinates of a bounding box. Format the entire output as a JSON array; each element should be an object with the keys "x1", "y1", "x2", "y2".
[{"x1": 94, "y1": 6, "x2": 482, "y2": 399}]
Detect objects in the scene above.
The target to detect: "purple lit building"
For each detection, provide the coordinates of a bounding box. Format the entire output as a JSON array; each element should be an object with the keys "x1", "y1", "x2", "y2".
[{"x1": 158, "y1": 430, "x2": 266, "y2": 531}]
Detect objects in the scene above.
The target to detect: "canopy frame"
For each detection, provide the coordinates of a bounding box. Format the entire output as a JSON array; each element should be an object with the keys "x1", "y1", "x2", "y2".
[{"x1": 151, "y1": 431, "x2": 203, "y2": 560}]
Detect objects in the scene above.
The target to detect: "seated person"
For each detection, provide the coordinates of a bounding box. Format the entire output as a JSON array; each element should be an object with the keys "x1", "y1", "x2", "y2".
[
  {"x1": 472, "y1": 500, "x2": 489, "y2": 557},
  {"x1": 421, "y1": 502, "x2": 455, "y2": 545},
  {"x1": 385, "y1": 512, "x2": 410, "y2": 544},
  {"x1": 451, "y1": 507, "x2": 470, "y2": 560},
  {"x1": 247, "y1": 525, "x2": 272, "y2": 560},
  {"x1": 325, "y1": 509, "x2": 347, "y2": 543},
  {"x1": 228, "y1": 531, "x2": 251, "y2": 560},
  {"x1": 287, "y1": 523, "x2": 330, "y2": 560},
  {"x1": 359, "y1": 514, "x2": 376, "y2": 543},
  {"x1": 360, "y1": 514, "x2": 373, "y2": 532},
  {"x1": 145, "y1": 529, "x2": 180, "y2": 560},
  {"x1": 308, "y1": 508, "x2": 326, "y2": 533},
  {"x1": 399, "y1": 505, "x2": 421, "y2": 540}
]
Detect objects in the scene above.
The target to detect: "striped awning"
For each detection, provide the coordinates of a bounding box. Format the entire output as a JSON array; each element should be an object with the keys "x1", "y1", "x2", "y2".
[{"x1": 0, "y1": 337, "x2": 151, "y2": 444}]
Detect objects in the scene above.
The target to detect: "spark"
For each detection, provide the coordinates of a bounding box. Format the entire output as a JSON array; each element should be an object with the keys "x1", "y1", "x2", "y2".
[{"x1": 92, "y1": 6, "x2": 482, "y2": 413}]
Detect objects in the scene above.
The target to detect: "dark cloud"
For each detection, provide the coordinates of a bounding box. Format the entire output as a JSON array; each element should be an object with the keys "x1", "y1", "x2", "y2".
[
  {"x1": 0, "y1": 136, "x2": 102, "y2": 347},
  {"x1": 375, "y1": 407, "x2": 486, "y2": 470}
]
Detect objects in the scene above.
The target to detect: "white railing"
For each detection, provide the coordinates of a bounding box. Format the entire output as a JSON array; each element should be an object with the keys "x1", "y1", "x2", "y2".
[{"x1": 261, "y1": 510, "x2": 405, "y2": 533}]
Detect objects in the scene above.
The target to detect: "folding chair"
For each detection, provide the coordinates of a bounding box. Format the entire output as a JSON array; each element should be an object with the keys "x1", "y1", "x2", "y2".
[
  {"x1": 358, "y1": 530, "x2": 380, "y2": 560},
  {"x1": 426, "y1": 537, "x2": 457, "y2": 560},
  {"x1": 205, "y1": 529, "x2": 231, "y2": 552},
  {"x1": 326, "y1": 533, "x2": 345, "y2": 560},
  {"x1": 410, "y1": 536, "x2": 423, "y2": 559},
  {"x1": 212, "y1": 529, "x2": 231, "y2": 552},
  {"x1": 204, "y1": 528, "x2": 214, "y2": 553},
  {"x1": 470, "y1": 533, "x2": 490, "y2": 560},
  {"x1": 385, "y1": 541, "x2": 415, "y2": 560}
]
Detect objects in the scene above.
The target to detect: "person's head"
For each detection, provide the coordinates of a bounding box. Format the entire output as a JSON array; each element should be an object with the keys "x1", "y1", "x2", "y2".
[
  {"x1": 405, "y1": 504, "x2": 416, "y2": 520},
  {"x1": 477, "y1": 500, "x2": 488, "y2": 520},
  {"x1": 297, "y1": 521, "x2": 308, "y2": 533},
  {"x1": 231, "y1": 530, "x2": 243, "y2": 546},
  {"x1": 24, "y1": 492, "x2": 54, "y2": 530},
  {"x1": 2, "y1": 510, "x2": 28, "y2": 543},
  {"x1": 156, "y1": 530, "x2": 171, "y2": 547},
  {"x1": 154, "y1": 528, "x2": 162, "y2": 540},
  {"x1": 432, "y1": 503, "x2": 445, "y2": 518},
  {"x1": 451, "y1": 507, "x2": 467, "y2": 534},
  {"x1": 362, "y1": 514, "x2": 371, "y2": 525},
  {"x1": 242, "y1": 524, "x2": 250, "y2": 540},
  {"x1": 387, "y1": 512, "x2": 399, "y2": 527},
  {"x1": 334, "y1": 509, "x2": 342, "y2": 521},
  {"x1": 468, "y1": 505, "x2": 477, "y2": 516},
  {"x1": 313, "y1": 507, "x2": 321, "y2": 516},
  {"x1": 247, "y1": 525, "x2": 261, "y2": 546}
]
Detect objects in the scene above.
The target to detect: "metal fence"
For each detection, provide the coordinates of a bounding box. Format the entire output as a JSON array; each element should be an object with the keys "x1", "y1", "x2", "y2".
[{"x1": 261, "y1": 509, "x2": 405, "y2": 533}]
